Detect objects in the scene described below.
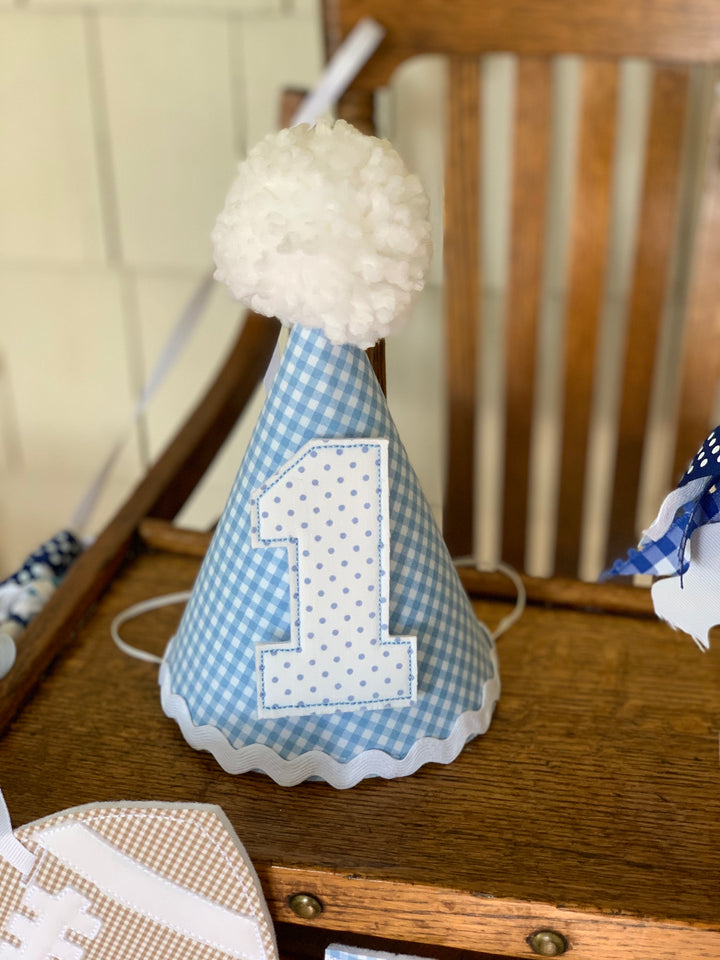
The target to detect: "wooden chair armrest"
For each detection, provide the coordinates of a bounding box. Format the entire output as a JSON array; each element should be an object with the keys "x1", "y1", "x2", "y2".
[{"x1": 0, "y1": 311, "x2": 280, "y2": 735}]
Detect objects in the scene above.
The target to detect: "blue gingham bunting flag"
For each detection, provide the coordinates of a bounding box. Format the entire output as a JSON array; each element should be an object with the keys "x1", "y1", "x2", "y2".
[
  {"x1": 326, "y1": 946, "x2": 431, "y2": 960},
  {"x1": 602, "y1": 425, "x2": 720, "y2": 580},
  {"x1": 162, "y1": 325, "x2": 498, "y2": 786}
]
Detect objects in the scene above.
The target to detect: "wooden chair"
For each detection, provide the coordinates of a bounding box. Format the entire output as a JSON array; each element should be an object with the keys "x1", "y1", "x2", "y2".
[
  {"x1": 332, "y1": 1, "x2": 720, "y2": 586},
  {"x1": 1, "y1": 2, "x2": 720, "y2": 958}
]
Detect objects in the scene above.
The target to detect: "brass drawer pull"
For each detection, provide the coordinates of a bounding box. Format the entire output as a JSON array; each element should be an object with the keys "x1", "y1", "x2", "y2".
[
  {"x1": 528, "y1": 930, "x2": 568, "y2": 956},
  {"x1": 288, "y1": 893, "x2": 324, "y2": 920}
]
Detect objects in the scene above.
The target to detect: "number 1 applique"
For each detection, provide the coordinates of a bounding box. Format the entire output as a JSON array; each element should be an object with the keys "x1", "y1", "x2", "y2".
[{"x1": 250, "y1": 438, "x2": 417, "y2": 718}]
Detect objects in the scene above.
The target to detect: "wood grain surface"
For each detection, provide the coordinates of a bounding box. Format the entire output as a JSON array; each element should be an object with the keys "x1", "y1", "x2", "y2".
[
  {"x1": 502, "y1": 58, "x2": 551, "y2": 570},
  {"x1": 555, "y1": 61, "x2": 618, "y2": 576},
  {"x1": 607, "y1": 66, "x2": 689, "y2": 564},
  {"x1": 673, "y1": 79, "x2": 720, "y2": 480},
  {"x1": 1, "y1": 547, "x2": 718, "y2": 959},
  {"x1": 443, "y1": 56, "x2": 481, "y2": 558},
  {"x1": 137, "y1": 518, "x2": 657, "y2": 617},
  {"x1": 323, "y1": 0, "x2": 720, "y2": 90}
]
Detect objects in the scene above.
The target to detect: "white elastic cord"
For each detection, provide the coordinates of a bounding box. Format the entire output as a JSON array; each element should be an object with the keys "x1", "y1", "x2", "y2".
[
  {"x1": 462, "y1": 560, "x2": 527, "y2": 641},
  {"x1": 110, "y1": 591, "x2": 191, "y2": 665},
  {"x1": 486, "y1": 561, "x2": 527, "y2": 640}
]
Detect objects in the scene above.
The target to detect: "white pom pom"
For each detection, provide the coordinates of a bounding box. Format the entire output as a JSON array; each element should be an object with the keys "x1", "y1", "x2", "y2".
[{"x1": 212, "y1": 120, "x2": 432, "y2": 348}]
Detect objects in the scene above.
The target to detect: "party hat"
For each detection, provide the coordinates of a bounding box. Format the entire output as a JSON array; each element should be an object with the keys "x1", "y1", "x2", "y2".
[{"x1": 160, "y1": 120, "x2": 499, "y2": 787}]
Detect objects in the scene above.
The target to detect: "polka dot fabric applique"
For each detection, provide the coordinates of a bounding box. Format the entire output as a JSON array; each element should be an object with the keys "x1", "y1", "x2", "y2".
[
  {"x1": 252, "y1": 438, "x2": 416, "y2": 718},
  {"x1": 679, "y1": 426, "x2": 720, "y2": 485},
  {"x1": 161, "y1": 325, "x2": 499, "y2": 788}
]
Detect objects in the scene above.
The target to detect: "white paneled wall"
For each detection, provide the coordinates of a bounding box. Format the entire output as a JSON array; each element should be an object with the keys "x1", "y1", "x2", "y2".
[
  {"x1": 0, "y1": 1, "x2": 325, "y2": 576},
  {"x1": 0, "y1": 15, "x2": 106, "y2": 262},
  {"x1": 0, "y1": 265, "x2": 140, "y2": 568},
  {"x1": 97, "y1": 14, "x2": 239, "y2": 267}
]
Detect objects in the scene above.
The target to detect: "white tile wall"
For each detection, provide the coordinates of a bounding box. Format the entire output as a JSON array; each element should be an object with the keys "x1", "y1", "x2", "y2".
[
  {"x1": 135, "y1": 271, "x2": 269, "y2": 528},
  {"x1": 0, "y1": 2, "x2": 329, "y2": 576},
  {"x1": 134, "y1": 273, "x2": 244, "y2": 458},
  {"x1": 0, "y1": 13, "x2": 106, "y2": 263},
  {"x1": 289, "y1": 0, "x2": 319, "y2": 18},
  {"x1": 0, "y1": 267, "x2": 136, "y2": 469},
  {"x1": 236, "y1": 13, "x2": 323, "y2": 146},
  {"x1": 0, "y1": 265, "x2": 141, "y2": 572},
  {"x1": 99, "y1": 14, "x2": 239, "y2": 268},
  {"x1": 31, "y1": 0, "x2": 282, "y2": 12},
  {"x1": 0, "y1": 2, "x2": 443, "y2": 580},
  {"x1": 176, "y1": 384, "x2": 267, "y2": 529}
]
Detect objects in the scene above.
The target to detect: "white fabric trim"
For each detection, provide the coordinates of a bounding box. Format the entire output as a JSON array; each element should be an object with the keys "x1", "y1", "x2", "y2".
[
  {"x1": 641, "y1": 476, "x2": 708, "y2": 543},
  {"x1": 159, "y1": 649, "x2": 500, "y2": 789},
  {"x1": 35, "y1": 823, "x2": 268, "y2": 960},
  {"x1": 651, "y1": 523, "x2": 720, "y2": 651}
]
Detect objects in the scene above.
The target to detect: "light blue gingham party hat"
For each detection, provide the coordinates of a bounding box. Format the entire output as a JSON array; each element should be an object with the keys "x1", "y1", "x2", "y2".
[{"x1": 160, "y1": 325, "x2": 499, "y2": 788}]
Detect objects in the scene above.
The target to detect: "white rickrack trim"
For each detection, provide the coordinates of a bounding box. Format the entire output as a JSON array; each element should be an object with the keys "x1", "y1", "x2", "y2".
[{"x1": 158, "y1": 651, "x2": 500, "y2": 790}]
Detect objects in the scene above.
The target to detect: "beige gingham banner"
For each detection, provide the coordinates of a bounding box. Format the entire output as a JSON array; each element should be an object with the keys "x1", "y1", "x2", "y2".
[{"x1": 0, "y1": 801, "x2": 277, "y2": 960}]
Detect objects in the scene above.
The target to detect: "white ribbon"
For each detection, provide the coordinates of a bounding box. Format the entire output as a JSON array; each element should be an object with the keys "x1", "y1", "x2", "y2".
[
  {"x1": 0, "y1": 788, "x2": 36, "y2": 879},
  {"x1": 69, "y1": 19, "x2": 386, "y2": 535}
]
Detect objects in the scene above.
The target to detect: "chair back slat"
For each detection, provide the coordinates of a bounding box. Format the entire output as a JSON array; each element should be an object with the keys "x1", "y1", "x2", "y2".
[
  {"x1": 607, "y1": 66, "x2": 689, "y2": 562},
  {"x1": 443, "y1": 56, "x2": 481, "y2": 558},
  {"x1": 323, "y1": 0, "x2": 720, "y2": 580},
  {"x1": 554, "y1": 60, "x2": 619, "y2": 576},
  {"x1": 501, "y1": 58, "x2": 552, "y2": 570},
  {"x1": 673, "y1": 80, "x2": 720, "y2": 479}
]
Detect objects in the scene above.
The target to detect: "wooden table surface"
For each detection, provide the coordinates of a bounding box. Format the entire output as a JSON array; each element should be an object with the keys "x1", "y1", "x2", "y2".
[{"x1": 1, "y1": 546, "x2": 719, "y2": 959}]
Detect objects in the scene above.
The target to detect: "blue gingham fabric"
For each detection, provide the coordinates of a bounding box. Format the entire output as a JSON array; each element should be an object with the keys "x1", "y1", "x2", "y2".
[
  {"x1": 164, "y1": 325, "x2": 496, "y2": 765},
  {"x1": 603, "y1": 425, "x2": 720, "y2": 579},
  {"x1": 326, "y1": 946, "x2": 432, "y2": 960}
]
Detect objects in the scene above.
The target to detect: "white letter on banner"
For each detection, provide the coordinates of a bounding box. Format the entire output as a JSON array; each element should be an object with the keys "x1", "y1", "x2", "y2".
[
  {"x1": 1, "y1": 886, "x2": 101, "y2": 960},
  {"x1": 251, "y1": 438, "x2": 417, "y2": 718}
]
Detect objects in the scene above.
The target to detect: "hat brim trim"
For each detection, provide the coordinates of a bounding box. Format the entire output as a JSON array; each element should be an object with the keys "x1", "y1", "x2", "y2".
[{"x1": 159, "y1": 653, "x2": 500, "y2": 790}]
